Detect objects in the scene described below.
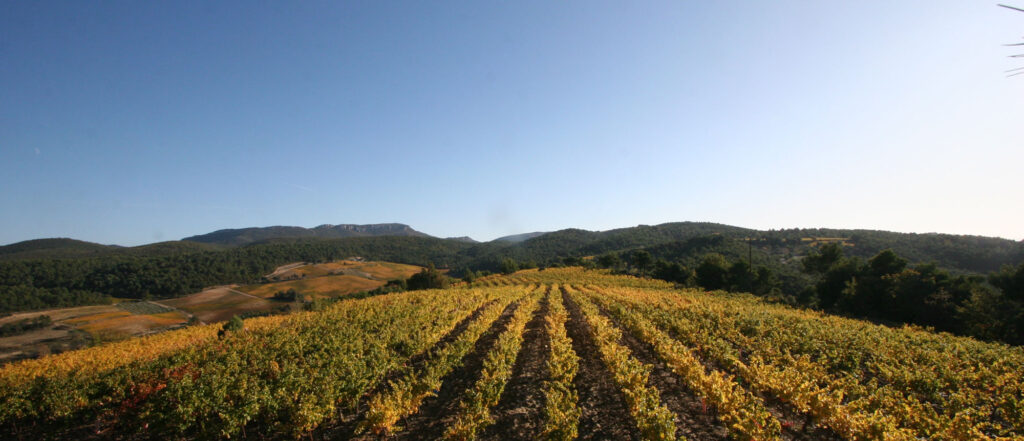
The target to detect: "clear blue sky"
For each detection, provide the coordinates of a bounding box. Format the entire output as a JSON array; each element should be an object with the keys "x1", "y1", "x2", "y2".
[{"x1": 2, "y1": 1, "x2": 1023, "y2": 245}]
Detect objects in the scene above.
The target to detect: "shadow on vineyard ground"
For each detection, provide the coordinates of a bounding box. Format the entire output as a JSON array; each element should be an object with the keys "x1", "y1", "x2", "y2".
[
  {"x1": 477, "y1": 291, "x2": 551, "y2": 441},
  {"x1": 313, "y1": 299, "x2": 499, "y2": 440},
  {"x1": 560, "y1": 288, "x2": 643, "y2": 441}
]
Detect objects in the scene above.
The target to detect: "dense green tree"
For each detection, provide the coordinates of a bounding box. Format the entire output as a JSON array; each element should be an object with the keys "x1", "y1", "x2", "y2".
[
  {"x1": 802, "y1": 243, "x2": 844, "y2": 274},
  {"x1": 596, "y1": 253, "x2": 621, "y2": 269},
  {"x1": 499, "y1": 258, "x2": 519, "y2": 275},
  {"x1": 990, "y1": 263, "x2": 1024, "y2": 302},
  {"x1": 752, "y1": 266, "x2": 781, "y2": 296},
  {"x1": 727, "y1": 261, "x2": 753, "y2": 293},
  {"x1": 406, "y1": 264, "x2": 450, "y2": 290},
  {"x1": 696, "y1": 254, "x2": 730, "y2": 290},
  {"x1": 958, "y1": 285, "x2": 1020, "y2": 343},
  {"x1": 652, "y1": 260, "x2": 692, "y2": 285},
  {"x1": 219, "y1": 315, "x2": 244, "y2": 337},
  {"x1": 272, "y1": 289, "x2": 301, "y2": 302},
  {"x1": 631, "y1": 250, "x2": 653, "y2": 276},
  {"x1": 815, "y1": 258, "x2": 863, "y2": 310}
]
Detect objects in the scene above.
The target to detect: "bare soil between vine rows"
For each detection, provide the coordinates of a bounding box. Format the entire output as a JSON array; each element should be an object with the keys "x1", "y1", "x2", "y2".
[
  {"x1": 560, "y1": 288, "x2": 643, "y2": 441},
  {"x1": 477, "y1": 291, "x2": 551, "y2": 441},
  {"x1": 361, "y1": 300, "x2": 521, "y2": 441},
  {"x1": 316, "y1": 298, "x2": 501, "y2": 440},
  {"x1": 586, "y1": 295, "x2": 730, "y2": 441}
]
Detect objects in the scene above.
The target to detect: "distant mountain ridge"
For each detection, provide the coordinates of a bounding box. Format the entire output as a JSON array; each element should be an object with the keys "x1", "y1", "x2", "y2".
[
  {"x1": 3, "y1": 221, "x2": 1021, "y2": 276},
  {"x1": 494, "y1": 231, "x2": 548, "y2": 243},
  {"x1": 0, "y1": 238, "x2": 223, "y2": 261},
  {"x1": 182, "y1": 223, "x2": 431, "y2": 246},
  {"x1": 468, "y1": 221, "x2": 1024, "y2": 274},
  {"x1": 0, "y1": 238, "x2": 118, "y2": 260}
]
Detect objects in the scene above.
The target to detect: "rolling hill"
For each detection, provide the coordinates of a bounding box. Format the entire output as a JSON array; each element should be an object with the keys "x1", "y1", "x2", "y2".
[
  {"x1": 1, "y1": 221, "x2": 1021, "y2": 333},
  {"x1": 0, "y1": 238, "x2": 226, "y2": 261},
  {"x1": 6, "y1": 222, "x2": 1021, "y2": 276},
  {"x1": 493, "y1": 231, "x2": 549, "y2": 243},
  {"x1": 182, "y1": 223, "x2": 431, "y2": 246},
  {"x1": 471, "y1": 222, "x2": 1024, "y2": 274},
  {"x1": 0, "y1": 238, "x2": 119, "y2": 261}
]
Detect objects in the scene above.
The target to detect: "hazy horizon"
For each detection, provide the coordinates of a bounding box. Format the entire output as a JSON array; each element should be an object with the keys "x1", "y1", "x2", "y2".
[{"x1": 3, "y1": 1, "x2": 1023, "y2": 246}]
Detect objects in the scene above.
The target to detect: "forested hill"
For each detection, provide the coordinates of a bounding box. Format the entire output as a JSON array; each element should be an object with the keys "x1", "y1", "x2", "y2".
[
  {"x1": 1, "y1": 221, "x2": 1021, "y2": 320},
  {"x1": 471, "y1": 223, "x2": 753, "y2": 267},
  {"x1": 0, "y1": 238, "x2": 119, "y2": 260},
  {"x1": 493, "y1": 231, "x2": 548, "y2": 243},
  {"x1": 3, "y1": 222, "x2": 1022, "y2": 275},
  {"x1": 0, "y1": 239, "x2": 225, "y2": 261},
  {"x1": 467, "y1": 222, "x2": 1024, "y2": 274},
  {"x1": 182, "y1": 223, "x2": 430, "y2": 246}
]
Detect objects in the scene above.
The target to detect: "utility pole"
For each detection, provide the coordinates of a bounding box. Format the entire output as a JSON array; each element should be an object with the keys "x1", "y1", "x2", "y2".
[{"x1": 748, "y1": 236, "x2": 754, "y2": 293}]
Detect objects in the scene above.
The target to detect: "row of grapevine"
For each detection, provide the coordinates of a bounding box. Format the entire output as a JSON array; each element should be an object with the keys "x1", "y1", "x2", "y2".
[
  {"x1": 443, "y1": 289, "x2": 544, "y2": 440},
  {"x1": 0, "y1": 285, "x2": 521, "y2": 438},
  {"x1": 563, "y1": 286, "x2": 678, "y2": 440},
  {"x1": 542, "y1": 284, "x2": 582, "y2": 441},
  {"x1": 507, "y1": 267, "x2": 676, "y2": 290},
  {"x1": 584, "y1": 283, "x2": 1024, "y2": 440},
  {"x1": 358, "y1": 288, "x2": 528, "y2": 435},
  {"x1": 581, "y1": 286, "x2": 783, "y2": 441},
  {"x1": 3, "y1": 267, "x2": 1022, "y2": 440},
  {"x1": 0, "y1": 312, "x2": 289, "y2": 423}
]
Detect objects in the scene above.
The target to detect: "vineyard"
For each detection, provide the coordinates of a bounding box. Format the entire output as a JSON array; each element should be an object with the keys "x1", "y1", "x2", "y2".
[{"x1": 1, "y1": 268, "x2": 1022, "y2": 440}]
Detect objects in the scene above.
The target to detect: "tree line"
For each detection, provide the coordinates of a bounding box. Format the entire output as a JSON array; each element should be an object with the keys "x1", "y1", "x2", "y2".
[{"x1": 566, "y1": 245, "x2": 1023, "y2": 345}]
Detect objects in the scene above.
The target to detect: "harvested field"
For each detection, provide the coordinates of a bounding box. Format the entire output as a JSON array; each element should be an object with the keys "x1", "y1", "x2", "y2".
[
  {"x1": 264, "y1": 261, "x2": 309, "y2": 280},
  {"x1": 265, "y1": 260, "x2": 423, "y2": 282},
  {"x1": 0, "y1": 304, "x2": 121, "y2": 325},
  {"x1": 77, "y1": 310, "x2": 188, "y2": 339},
  {"x1": 116, "y1": 301, "x2": 175, "y2": 315},
  {"x1": 159, "y1": 287, "x2": 276, "y2": 323},
  {"x1": 240, "y1": 274, "x2": 386, "y2": 299},
  {"x1": 345, "y1": 261, "x2": 423, "y2": 280},
  {"x1": 0, "y1": 303, "x2": 188, "y2": 363}
]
